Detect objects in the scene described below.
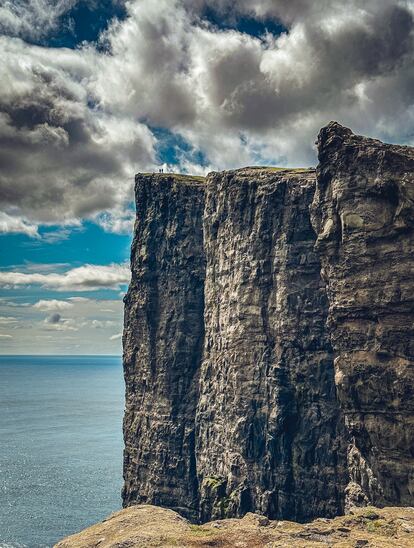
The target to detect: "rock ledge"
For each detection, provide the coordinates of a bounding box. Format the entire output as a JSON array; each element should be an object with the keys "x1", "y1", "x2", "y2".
[{"x1": 56, "y1": 504, "x2": 414, "y2": 547}]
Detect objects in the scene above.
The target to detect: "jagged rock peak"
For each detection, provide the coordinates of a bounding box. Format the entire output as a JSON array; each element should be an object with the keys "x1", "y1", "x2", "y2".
[{"x1": 311, "y1": 121, "x2": 414, "y2": 510}]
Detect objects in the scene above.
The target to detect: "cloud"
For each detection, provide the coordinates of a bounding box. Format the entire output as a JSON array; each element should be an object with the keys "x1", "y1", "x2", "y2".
[
  {"x1": 0, "y1": 295, "x2": 124, "y2": 353},
  {"x1": 86, "y1": 319, "x2": 117, "y2": 328},
  {"x1": 40, "y1": 227, "x2": 77, "y2": 244},
  {"x1": 1, "y1": 0, "x2": 414, "y2": 230},
  {"x1": 0, "y1": 263, "x2": 130, "y2": 291},
  {"x1": 0, "y1": 35, "x2": 155, "y2": 227},
  {"x1": 93, "y1": 0, "x2": 414, "y2": 167},
  {"x1": 0, "y1": 1, "x2": 78, "y2": 42},
  {"x1": 34, "y1": 299, "x2": 74, "y2": 311},
  {"x1": 0, "y1": 211, "x2": 39, "y2": 237},
  {"x1": 45, "y1": 312, "x2": 62, "y2": 324},
  {"x1": 0, "y1": 315, "x2": 18, "y2": 322},
  {"x1": 0, "y1": 299, "x2": 31, "y2": 307},
  {"x1": 43, "y1": 313, "x2": 78, "y2": 330},
  {"x1": 22, "y1": 262, "x2": 71, "y2": 272},
  {"x1": 0, "y1": 333, "x2": 13, "y2": 338},
  {"x1": 109, "y1": 332, "x2": 122, "y2": 340},
  {"x1": 97, "y1": 210, "x2": 135, "y2": 234}
]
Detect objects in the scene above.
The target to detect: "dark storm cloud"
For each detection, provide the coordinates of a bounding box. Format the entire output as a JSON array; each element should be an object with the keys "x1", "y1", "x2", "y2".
[
  {"x1": 0, "y1": 0, "x2": 413, "y2": 232},
  {"x1": 46, "y1": 312, "x2": 62, "y2": 324},
  {"x1": 0, "y1": 37, "x2": 155, "y2": 226}
]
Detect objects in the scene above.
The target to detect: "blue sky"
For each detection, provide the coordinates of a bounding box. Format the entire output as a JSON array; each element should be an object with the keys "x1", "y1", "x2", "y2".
[
  {"x1": 1, "y1": 0, "x2": 413, "y2": 353},
  {"x1": 0, "y1": 222, "x2": 131, "y2": 354}
]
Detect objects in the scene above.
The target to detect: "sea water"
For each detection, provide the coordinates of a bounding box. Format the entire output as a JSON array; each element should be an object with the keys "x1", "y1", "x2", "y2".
[{"x1": 0, "y1": 355, "x2": 124, "y2": 548}]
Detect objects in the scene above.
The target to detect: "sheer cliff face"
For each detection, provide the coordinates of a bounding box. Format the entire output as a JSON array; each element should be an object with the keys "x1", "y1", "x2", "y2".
[
  {"x1": 311, "y1": 123, "x2": 414, "y2": 509},
  {"x1": 123, "y1": 125, "x2": 414, "y2": 523},
  {"x1": 197, "y1": 168, "x2": 345, "y2": 521},
  {"x1": 123, "y1": 174, "x2": 205, "y2": 520}
]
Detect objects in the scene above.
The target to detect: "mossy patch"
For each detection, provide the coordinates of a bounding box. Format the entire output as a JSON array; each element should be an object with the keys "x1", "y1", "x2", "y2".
[
  {"x1": 189, "y1": 525, "x2": 215, "y2": 537},
  {"x1": 203, "y1": 476, "x2": 225, "y2": 490},
  {"x1": 365, "y1": 519, "x2": 397, "y2": 536},
  {"x1": 360, "y1": 508, "x2": 380, "y2": 520}
]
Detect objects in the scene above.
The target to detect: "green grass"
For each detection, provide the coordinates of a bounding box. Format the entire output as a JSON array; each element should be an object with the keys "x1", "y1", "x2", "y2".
[
  {"x1": 139, "y1": 172, "x2": 205, "y2": 182},
  {"x1": 189, "y1": 525, "x2": 215, "y2": 537},
  {"x1": 246, "y1": 166, "x2": 314, "y2": 172}
]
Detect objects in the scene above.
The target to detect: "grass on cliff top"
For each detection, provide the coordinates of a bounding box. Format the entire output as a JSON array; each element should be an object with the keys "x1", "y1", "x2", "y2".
[
  {"x1": 245, "y1": 166, "x2": 314, "y2": 172},
  {"x1": 139, "y1": 172, "x2": 205, "y2": 183}
]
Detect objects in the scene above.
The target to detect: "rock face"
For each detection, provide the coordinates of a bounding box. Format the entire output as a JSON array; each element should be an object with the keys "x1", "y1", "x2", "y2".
[
  {"x1": 311, "y1": 122, "x2": 414, "y2": 510},
  {"x1": 122, "y1": 124, "x2": 414, "y2": 524},
  {"x1": 123, "y1": 174, "x2": 205, "y2": 520},
  {"x1": 197, "y1": 168, "x2": 346, "y2": 522}
]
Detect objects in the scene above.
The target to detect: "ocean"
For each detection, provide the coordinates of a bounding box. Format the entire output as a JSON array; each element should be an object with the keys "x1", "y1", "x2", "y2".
[{"x1": 0, "y1": 355, "x2": 124, "y2": 548}]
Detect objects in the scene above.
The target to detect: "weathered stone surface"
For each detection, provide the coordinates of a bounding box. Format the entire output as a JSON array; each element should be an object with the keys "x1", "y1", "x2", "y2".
[
  {"x1": 311, "y1": 122, "x2": 414, "y2": 510},
  {"x1": 122, "y1": 173, "x2": 205, "y2": 520},
  {"x1": 55, "y1": 505, "x2": 414, "y2": 547},
  {"x1": 122, "y1": 125, "x2": 414, "y2": 525},
  {"x1": 197, "y1": 167, "x2": 346, "y2": 522}
]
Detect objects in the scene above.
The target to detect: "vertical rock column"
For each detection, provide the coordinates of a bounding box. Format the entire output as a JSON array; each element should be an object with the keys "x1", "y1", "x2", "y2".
[
  {"x1": 197, "y1": 168, "x2": 346, "y2": 522},
  {"x1": 122, "y1": 173, "x2": 205, "y2": 520},
  {"x1": 311, "y1": 122, "x2": 414, "y2": 509}
]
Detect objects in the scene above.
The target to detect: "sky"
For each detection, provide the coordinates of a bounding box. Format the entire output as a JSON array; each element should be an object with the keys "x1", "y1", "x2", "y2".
[{"x1": 0, "y1": 0, "x2": 413, "y2": 354}]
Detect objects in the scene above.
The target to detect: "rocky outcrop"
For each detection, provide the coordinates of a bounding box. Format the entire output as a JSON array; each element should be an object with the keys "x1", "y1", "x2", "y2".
[
  {"x1": 197, "y1": 167, "x2": 346, "y2": 522},
  {"x1": 56, "y1": 505, "x2": 414, "y2": 547},
  {"x1": 122, "y1": 174, "x2": 205, "y2": 520},
  {"x1": 122, "y1": 124, "x2": 414, "y2": 524},
  {"x1": 311, "y1": 122, "x2": 414, "y2": 510}
]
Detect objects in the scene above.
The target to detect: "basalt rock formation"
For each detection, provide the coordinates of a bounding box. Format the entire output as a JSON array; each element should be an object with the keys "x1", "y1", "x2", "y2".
[
  {"x1": 311, "y1": 123, "x2": 414, "y2": 510},
  {"x1": 197, "y1": 167, "x2": 346, "y2": 522},
  {"x1": 122, "y1": 123, "x2": 414, "y2": 524},
  {"x1": 123, "y1": 174, "x2": 205, "y2": 521}
]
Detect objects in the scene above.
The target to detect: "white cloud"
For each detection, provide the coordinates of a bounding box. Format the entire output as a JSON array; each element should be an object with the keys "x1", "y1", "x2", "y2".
[
  {"x1": 109, "y1": 333, "x2": 122, "y2": 340},
  {"x1": 87, "y1": 319, "x2": 117, "y2": 328},
  {"x1": 0, "y1": 212, "x2": 39, "y2": 237},
  {"x1": 43, "y1": 313, "x2": 78, "y2": 331},
  {"x1": 0, "y1": 263, "x2": 130, "y2": 291},
  {"x1": 0, "y1": 0, "x2": 78, "y2": 41},
  {"x1": 0, "y1": 316, "x2": 18, "y2": 323},
  {"x1": 33, "y1": 299, "x2": 74, "y2": 311},
  {"x1": 0, "y1": 296, "x2": 125, "y2": 354},
  {"x1": 0, "y1": 333, "x2": 13, "y2": 338},
  {"x1": 1, "y1": 0, "x2": 413, "y2": 229},
  {"x1": 97, "y1": 210, "x2": 135, "y2": 234}
]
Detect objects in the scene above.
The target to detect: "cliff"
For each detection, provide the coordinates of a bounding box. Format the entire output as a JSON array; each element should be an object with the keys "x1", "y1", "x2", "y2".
[
  {"x1": 122, "y1": 124, "x2": 414, "y2": 524},
  {"x1": 123, "y1": 173, "x2": 205, "y2": 520},
  {"x1": 311, "y1": 122, "x2": 414, "y2": 509},
  {"x1": 197, "y1": 167, "x2": 346, "y2": 521}
]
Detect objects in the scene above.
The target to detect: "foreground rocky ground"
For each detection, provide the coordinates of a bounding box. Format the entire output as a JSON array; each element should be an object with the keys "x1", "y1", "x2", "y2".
[{"x1": 56, "y1": 505, "x2": 414, "y2": 547}]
